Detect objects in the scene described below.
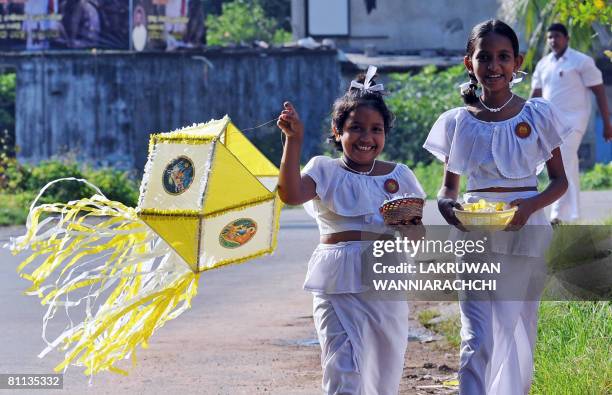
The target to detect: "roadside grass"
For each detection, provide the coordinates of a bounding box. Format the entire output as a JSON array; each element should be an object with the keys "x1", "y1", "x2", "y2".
[
  {"x1": 432, "y1": 316, "x2": 461, "y2": 349},
  {"x1": 418, "y1": 308, "x2": 461, "y2": 349},
  {"x1": 417, "y1": 309, "x2": 440, "y2": 325},
  {"x1": 531, "y1": 301, "x2": 611, "y2": 394},
  {"x1": 418, "y1": 301, "x2": 610, "y2": 393}
]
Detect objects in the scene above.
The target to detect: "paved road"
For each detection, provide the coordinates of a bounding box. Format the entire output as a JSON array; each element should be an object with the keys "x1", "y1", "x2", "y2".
[
  {"x1": 0, "y1": 191, "x2": 609, "y2": 394},
  {"x1": 0, "y1": 208, "x2": 322, "y2": 395}
]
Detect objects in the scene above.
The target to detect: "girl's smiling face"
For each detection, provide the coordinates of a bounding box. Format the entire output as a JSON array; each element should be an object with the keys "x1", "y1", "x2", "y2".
[
  {"x1": 465, "y1": 32, "x2": 522, "y2": 94},
  {"x1": 334, "y1": 105, "x2": 385, "y2": 167}
]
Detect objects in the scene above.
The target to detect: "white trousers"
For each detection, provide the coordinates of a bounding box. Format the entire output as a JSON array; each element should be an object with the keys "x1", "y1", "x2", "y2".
[
  {"x1": 458, "y1": 254, "x2": 546, "y2": 395},
  {"x1": 312, "y1": 293, "x2": 408, "y2": 395},
  {"x1": 550, "y1": 130, "x2": 583, "y2": 222}
]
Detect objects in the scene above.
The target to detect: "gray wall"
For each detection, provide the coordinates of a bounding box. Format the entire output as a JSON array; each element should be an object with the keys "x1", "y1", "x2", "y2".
[
  {"x1": 7, "y1": 48, "x2": 340, "y2": 171},
  {"x1": 292, "y1": 0, "x2": 501, "y2": 53}
]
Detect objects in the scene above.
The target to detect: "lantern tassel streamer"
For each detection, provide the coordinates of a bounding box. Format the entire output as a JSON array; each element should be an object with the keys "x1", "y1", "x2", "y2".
[{"x1": 7, "y1": 178, "x2": 199, "y2": 376}]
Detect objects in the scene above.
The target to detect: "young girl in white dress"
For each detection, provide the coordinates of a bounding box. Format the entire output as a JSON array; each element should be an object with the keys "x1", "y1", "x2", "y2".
[
  {"x1": 277, "y1": 68, "x2": 426, "y2": 394},
  {"x1": 424, "y1": 20, "x2": 570, "y2": 394}
]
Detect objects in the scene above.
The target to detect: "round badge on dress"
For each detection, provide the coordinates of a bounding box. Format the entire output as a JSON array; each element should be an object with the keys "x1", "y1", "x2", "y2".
[
  {"x1": 515, "y1": 122, "x2": 531, "y2": 138},
  {"x1": 384, "y1": 178, "x2": 399, "y2": 194}
]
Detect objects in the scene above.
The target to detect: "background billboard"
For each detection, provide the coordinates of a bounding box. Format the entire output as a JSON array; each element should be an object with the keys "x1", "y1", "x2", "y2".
[
  {"x1": 0, "y1": 0, "x2": 204, "y2": 51},
  {"x1": 132, "y1": 0, "x2": 203, "y2": 51}
]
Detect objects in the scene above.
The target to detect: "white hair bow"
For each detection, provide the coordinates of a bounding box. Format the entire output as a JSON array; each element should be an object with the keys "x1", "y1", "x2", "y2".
[{"x1": 350, "y1": 65, "x2": 385, "y2": 93}]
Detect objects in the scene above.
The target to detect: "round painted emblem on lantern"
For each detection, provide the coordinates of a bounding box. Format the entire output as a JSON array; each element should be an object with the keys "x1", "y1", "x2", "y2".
[
  {"x1": 219, "y1": 218, "x2": 258, "y2": 249},
  {"x1": 163, "y1": 156, "x2": 195, "y2": 195}
]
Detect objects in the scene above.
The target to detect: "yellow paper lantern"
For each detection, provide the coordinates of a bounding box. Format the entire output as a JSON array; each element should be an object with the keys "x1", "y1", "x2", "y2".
[
  {"x1": 137, "y1": 116, "x2": 282, "y2": 272},
  {"x1": 6, "y1": 116, "x2": 283, "y2": 376}
]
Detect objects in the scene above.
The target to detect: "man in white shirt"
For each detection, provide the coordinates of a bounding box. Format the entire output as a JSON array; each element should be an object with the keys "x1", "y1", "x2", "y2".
[{"x1": 531, "y1": 23, "x2": 612, "y2": 225}]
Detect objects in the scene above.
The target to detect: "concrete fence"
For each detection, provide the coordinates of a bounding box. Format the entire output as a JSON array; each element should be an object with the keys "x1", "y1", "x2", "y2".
[{"x1": 2, "y1": 48, "x2": 341, "y2": 171}]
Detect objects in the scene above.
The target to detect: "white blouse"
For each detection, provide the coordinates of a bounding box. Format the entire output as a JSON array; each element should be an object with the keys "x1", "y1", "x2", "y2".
[
  {"x1": 423, "y1": 98, "x2": 572, "y2": 190},
  {"x1": 301, "y1": 156, "x2": 426, "y2": 235}
]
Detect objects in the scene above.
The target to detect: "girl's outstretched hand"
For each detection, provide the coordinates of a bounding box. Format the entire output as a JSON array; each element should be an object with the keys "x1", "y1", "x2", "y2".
[
  {"x1": 504, "y1": 198, "x2": 537, "y2": 231},
  {"x1": 438, "y1": 198, "x2": 468, "y2": 232},
  {"x1": 277, "y1": 102, "x2": 304, "y2": 140}
]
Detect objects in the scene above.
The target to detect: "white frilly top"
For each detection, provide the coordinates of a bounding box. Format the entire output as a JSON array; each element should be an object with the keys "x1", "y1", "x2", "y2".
[
  {"x1": 423, "y1": 98, "x2": 572, "y2": 190},
  {"x1": 424, "y1": 98, "x2": 572, "y2": 258},
  {"x1": 300, "y1": 156, "x2": 426, "y2": 293},
  {"x1": 301, "y1": 156, "x2": 426, "y2": 235}
]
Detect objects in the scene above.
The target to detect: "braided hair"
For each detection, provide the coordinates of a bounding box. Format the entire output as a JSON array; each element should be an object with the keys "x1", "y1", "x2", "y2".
[{"x1": 462, "y1": 19, "x2": 520, "y2": 104}]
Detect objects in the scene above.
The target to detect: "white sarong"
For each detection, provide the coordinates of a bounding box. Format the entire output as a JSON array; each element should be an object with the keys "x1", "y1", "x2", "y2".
[
  {"x1": 456, "y1": 192, "x2": 551, "y2": 395},
  {"x1": 457, "y1": 254, "x2": 545, "y2": 395},
  {"x1": 307, "y1": 242, "x2": 408, "y2": 395}
]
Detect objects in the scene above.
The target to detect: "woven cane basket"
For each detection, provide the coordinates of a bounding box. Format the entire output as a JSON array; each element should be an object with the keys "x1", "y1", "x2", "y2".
[{"x1": 379, "y1": 198, "x2": 424, "y2": 225}]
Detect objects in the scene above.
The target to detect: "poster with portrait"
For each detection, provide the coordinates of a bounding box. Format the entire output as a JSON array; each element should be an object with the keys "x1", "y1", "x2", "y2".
[
  {"x1": 0, "y1": 0, "x2": 56, "y2": 50},
  {"x1": 0, "y1": 0, "x2": 129, "y2": 51},
  {"x1": 132, "y1": 0, "x2": 203, "y2": 52}
]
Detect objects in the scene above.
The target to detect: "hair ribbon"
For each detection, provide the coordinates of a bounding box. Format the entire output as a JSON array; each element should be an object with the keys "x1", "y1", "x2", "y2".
[{"x1": 350, "y1": 65, "x2": 385, "y2": 93}]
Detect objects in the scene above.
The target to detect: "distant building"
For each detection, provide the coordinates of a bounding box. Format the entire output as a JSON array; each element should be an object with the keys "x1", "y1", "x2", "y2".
[{"x1": 291, "y1": 0, "x2": 499, "y2": 54}]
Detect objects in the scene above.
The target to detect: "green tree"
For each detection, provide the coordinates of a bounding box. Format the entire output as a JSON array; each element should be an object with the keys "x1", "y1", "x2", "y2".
[
  {"x1": 205, "y1": 0, "x2": 290, "y2": 45},
  {"x1": 507, "y1": 0, "x2": 612, "y2": 69},
  {"x1": 203, "y1": 0, "x2": 291, "y2": 29}
]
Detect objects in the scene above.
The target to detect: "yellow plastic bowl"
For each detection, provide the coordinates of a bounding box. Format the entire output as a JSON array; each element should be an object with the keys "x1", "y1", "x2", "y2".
[{"x1": 453, "y1": 205, "x2": 517, "y2": 231}]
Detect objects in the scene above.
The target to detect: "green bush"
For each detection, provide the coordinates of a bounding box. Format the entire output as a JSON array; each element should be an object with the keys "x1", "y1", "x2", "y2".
[
  {"x1": 386, "y1": 65, "x2": 465, "y2": 165},
  {"x1": 0, "y1": 191, "x2": 36, "y2": 226},
  {"x1": 206, "y1": 0, "x2": 291, "y2": 46},
  {"x1": 0, "y1": 72, "x2": 15, "y2": 132},
  {"x1": 86, "y1": 167, "x2": 139, "y2": 205},
  {"x1": 580, "y1": 162, "x2": 612, "y2": 190},
  {"x1": 0, "y1": 73, "x2": 16, "y2": 159},
  {"x1": 410, "y1": 160, "x2": 466, "y2": 199},
  {"x1": 0, "y1": 159, "x2": 140, "y2": 225},
  {"x1": 24, "y1": 160, "x2": 86, "y2": 203},
  {"x1": 538, "y1": 162, "x2": 612, "y2": 191},
  {"x1": 410, "y1": 159, "x2": 609, "y2": 199}
]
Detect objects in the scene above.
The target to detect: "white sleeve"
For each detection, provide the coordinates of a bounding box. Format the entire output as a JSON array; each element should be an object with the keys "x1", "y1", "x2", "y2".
[
  {"x1": 579, "y1": 56, "x2": 603, "y2": 88},
  {"x1": 423, "y1": 109, "x2": 458, "y2": 162},
  {"x1": 301, "y1": 156, "x2": 331, "y2": 200}
]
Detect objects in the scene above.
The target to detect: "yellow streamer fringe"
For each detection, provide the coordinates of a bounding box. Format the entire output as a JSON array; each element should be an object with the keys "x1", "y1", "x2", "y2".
[
  {"x1": 10, "y1": 194, "x2": 200, "y2": 376},
  {"x1": 9, "y1": 168, "x2": 282, "y2": 376}
]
